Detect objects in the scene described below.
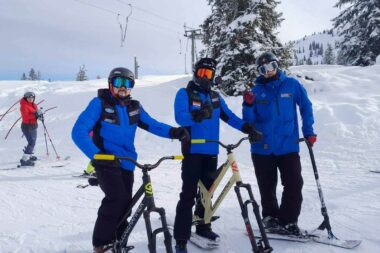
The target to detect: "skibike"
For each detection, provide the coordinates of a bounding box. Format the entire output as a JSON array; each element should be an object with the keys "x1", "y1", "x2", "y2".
[
  {"x1": 189, "y1": 137, "x2": 272, "y2": 253},
  {"x1": 254, "y1": 138, "x2": 362, "y2": 249},
  {"x1": 93, "y1": 154, "x2": 183, "y2": 253}
]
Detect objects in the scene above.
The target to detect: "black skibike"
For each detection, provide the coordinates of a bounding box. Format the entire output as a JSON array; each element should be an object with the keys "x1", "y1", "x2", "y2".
[{"x1": 93, "y1": 154, "x2": 183, "y2": 253}]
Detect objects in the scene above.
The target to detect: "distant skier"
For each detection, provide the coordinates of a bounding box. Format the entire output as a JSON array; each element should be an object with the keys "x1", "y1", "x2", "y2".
[
  {"x1": 172, "y1": 58, "x2": 262, "y2": 253},
  {"x1": 71, "y1": 67, "x2": 189, "y2": 253},
  {"x1": 242, "y1": 52, "x2": 317, "y2": 236},
  {"x1": 19, "y1": 91, "x2": 43, "y2": 166}
]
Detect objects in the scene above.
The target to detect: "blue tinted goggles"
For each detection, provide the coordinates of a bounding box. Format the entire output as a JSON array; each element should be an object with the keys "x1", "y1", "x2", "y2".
[
  {"x1": 111, "y1": 77, "x2": 134, "y2": 89},
  {"x1": 257, "y1": 61, "x2": 278, "y2": 75}
]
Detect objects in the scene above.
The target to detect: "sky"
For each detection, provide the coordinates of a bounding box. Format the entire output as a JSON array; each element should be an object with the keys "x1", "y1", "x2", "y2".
[{"x1": 0, "y1": 0, "x2": 341, "y2": 81}]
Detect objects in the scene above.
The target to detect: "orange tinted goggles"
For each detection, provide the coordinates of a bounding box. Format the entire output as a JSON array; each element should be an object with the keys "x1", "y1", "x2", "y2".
[{"x1": 196, "y1": 68, "x2": 214, "y2": 80}]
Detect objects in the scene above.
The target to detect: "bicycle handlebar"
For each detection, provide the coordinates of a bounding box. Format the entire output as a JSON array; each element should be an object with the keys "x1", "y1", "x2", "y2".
[
  {"x1": 93, "y1": 154, "x2": 184, "y2": 170},
  {"x1": 191, "y1": 137, "x2": 250, "y2": 150}
]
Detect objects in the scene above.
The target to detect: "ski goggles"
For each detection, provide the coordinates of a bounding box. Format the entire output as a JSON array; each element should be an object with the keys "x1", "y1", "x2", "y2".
[
  {"x1": 257, "y1": 61, "x2": 278, "y2": 75},
  {"x1": 111, "y1": 77, "x2": 134, "y2": 89},
  {"x1": 196, "y1": 68, "x2": 215, "y2": 80}
]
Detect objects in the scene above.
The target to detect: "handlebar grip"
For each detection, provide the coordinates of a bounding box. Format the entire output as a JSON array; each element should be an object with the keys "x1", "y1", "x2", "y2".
[
  {"x1": 173, "y1": 155, "x2": 184, "y2": 160},
  {"x1": 191, "y1": 139, "x2": 206, "y2": 144},
  {"x1": 94, "y1": 154, "x2": 116, "y2": 161}
]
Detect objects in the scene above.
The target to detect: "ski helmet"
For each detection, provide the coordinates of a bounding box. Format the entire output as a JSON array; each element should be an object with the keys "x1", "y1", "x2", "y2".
[
  {"x1": 108, "y1": 67, "x2": 135, "y2": 87},
  {"x1": 255, "y1": 52, "x2": 279, "y2": 66},
  {"x1": 23, "y1": 91, "x2": 35, "y2": 99},
  {"x1": 193, "y1": 58, "x2": 217, "y2": 90}
]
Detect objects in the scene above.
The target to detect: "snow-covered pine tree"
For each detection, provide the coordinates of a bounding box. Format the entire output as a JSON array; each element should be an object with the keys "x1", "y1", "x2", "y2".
[
  {"x1": 333, "y1": 0, "x2": 380, "y2": 66},
  {"x1": 76, "y1": 65, "x2": 88, "y2": 81},
  {"x1": 323, "y1": 43, "x2": 335, "y2": 65},
  {"x1": 201, "y1": 0, "x2": 291, "y2": 95}
]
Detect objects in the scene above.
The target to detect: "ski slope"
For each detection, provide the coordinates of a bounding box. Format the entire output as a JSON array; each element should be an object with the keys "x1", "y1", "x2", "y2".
[{"x1": 0, "y1": 65, "x2": 380, "y2": 253}]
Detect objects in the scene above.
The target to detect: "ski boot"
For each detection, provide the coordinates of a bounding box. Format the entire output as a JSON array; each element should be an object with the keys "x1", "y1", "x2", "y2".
[
  {"x1": 279, "y1": 222, "x2": 301, "y2": 236},
  {"x1": 262, "y1": 216, "x2": 280, "y2": 232},
  {"x1": 195, "y1": 223, "x2": 220, "y2": 241},
  {"x1": 175, "y1": 241, "x2": 188, "y2": 253},
  {"x1": 20, "y1": 154, "x2": 34, "y2": 167},
  {"x1": 29, "y1": 155, "x2": 37, "y2": 161}
]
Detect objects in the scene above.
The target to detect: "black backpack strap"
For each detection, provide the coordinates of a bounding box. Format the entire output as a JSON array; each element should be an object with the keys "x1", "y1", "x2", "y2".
[
  {"x1": 210, "y1": 90, "x2": 220, "y2": 109},
  {"x1": 127, "y1": 100, "x2": 141, "y2": 125}
]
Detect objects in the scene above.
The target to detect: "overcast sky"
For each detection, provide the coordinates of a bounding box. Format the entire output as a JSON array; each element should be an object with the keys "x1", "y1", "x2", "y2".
[{"x1": 0, "y1": 0, "x2": 341, "y2": 81}]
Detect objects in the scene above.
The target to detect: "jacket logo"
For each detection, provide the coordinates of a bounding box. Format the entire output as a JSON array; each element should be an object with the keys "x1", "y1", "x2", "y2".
[
  {"x1": 281, "y1": 93, "x2": 292, "y2": 98},
  {"x1": 261, "y1": 93, "x2": 266, "y2": 98},
  {"x1": 105, "y1": 108, "x2": 115, "y2": 113},
  {"x1": 193, "y1": 101, "x2": 201, "y2": 107},
  {"x1": 129, "y1": 110, "x2": 139, "y2": 117}
]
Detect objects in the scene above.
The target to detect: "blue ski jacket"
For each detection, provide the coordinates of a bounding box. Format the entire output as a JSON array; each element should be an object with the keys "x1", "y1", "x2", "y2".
[
  {"x1": 72, "y1": 91, "x2": 173, "y2": 171},
  {"x1": 242, "y1": 70, "x2": 315, "y2": 155},
  {"x1": 175, "y1": 82, "x2": 246, "y2": 155}
]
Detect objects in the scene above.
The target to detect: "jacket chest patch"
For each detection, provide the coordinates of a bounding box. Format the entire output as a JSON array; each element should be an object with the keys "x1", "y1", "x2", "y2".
[
  {"x1": 192, "y1": 101, "x2": 201, "y2": 107},
  {"x1": 129, "y1": 109, "x2": 139, "y2": 117},
  {"x1": 281, "y1": 93, "x2": 292, "y2": 98}
]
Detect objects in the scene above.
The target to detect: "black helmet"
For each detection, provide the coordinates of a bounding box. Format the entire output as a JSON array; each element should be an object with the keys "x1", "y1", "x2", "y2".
[
  {"x1": 108, "y1": 67, "x2": 135, "y2": 84},
  {"x1": 193, "y1": 58, "x2": 217, "y2": 91},
  {"x1": 255, "y1": 52, "x2": 279, "y2": 66},
  {"x1": 23, "y1": 91, "x2": 35, "y2": 99},
  {"x1": 193, "y1": 58, "x2": 217, "y2": 73}
]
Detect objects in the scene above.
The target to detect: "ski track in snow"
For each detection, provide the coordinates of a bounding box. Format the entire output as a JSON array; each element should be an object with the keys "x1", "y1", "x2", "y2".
[{"x1": 1, "y1": 68, "x2": 380, "y2": 252}]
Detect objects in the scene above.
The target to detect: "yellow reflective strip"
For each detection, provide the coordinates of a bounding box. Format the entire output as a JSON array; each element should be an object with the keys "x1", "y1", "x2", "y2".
[
  {"x1": 191, "y1": 139, "x2": 206, "y2": 144},
  {"x1": 93, "y1": 154, "x2": 115, "y2": 160},
  {"x1": 173, "y1": 155, "x2": 184, "y2": 160}
]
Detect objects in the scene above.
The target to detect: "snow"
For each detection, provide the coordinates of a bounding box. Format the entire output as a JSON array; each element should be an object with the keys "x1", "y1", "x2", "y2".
[{"x1": 1, "y1": 65, "x2": 380, "y2": 253}]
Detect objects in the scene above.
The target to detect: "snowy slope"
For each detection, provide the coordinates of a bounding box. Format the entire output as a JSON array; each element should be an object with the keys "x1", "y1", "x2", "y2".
[
  {"x1": 1, "y1": 65, "x2": 380, "y2": 253},
  {"x1": 290, "y1": 31, "x2": 340, "y2": 65}
]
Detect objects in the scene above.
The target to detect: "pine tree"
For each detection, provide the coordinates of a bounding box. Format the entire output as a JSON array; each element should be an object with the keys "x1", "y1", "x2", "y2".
[
  {"x1": 76, "y1": 65, "x2": 88, "y2": 81},
  {"x1": 323, "y1": 43, "x2": 335, "y2": 64},
  {"x1": 21, "y1": 73, "x2": 27, "y2": 80},
  {"x1": 29, "y1": 68, "x2": 38, "y2": 80},
  {"x1": 333, "y1": 0, "x2": 380, "y2": 66},
  {"x1": 201, "y1": 0, "x2": 291, "y2": 95}
]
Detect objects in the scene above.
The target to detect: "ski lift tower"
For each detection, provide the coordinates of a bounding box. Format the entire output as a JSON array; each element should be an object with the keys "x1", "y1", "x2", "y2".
[{"x1": 184, "y1": 27, "x2": 203, "y2": 70}]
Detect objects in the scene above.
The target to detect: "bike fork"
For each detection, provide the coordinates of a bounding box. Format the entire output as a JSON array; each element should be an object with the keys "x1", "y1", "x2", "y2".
[
  {"x1": 144, "y1": 206, "x2": 173, "y2": 253},
  {"x1": 235, "y1": 183, "x2": 272, "y2": 253}
]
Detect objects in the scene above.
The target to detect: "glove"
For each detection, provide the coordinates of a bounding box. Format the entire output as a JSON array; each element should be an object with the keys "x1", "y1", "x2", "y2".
[
  {"x1": 91, "y1": 155, "x2": 121, "y2": 168},
  {"x1": 170, "y1": 127, "x2": 190, "y2": 142},
  {"x1": 306, "y1": 135, "x2": 317, "y2": 147},
  {"x1": 243, "y1": 91, "x2": 255, "y2": 106},
  {"x1": 88, "y1": 177, "x2": 99, "y2": 186},
  {"x1": 35, "y1": 109, "x2": 44, "y2": 120},
  {"x1": 191, "y1": 103, "x2": 213, "y2": 123},
  {"x1": 241, "y1": 123, "x2": 263, "y2": 142}
]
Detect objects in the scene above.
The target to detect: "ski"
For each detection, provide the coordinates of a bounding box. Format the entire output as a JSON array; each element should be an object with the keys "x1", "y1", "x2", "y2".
[
  {"x1": 252, "y1": 228, "x2": 361, "y2": 249},
  {"x1": 167, "y1": 225, "x2": 219, "y2": 249},
  {"x1": 252, "y1": 229, "x2": 311, "y2": 243},
  {"x1": 73, "y1": 173, "x2": 96, "y2": 179},
  {"x1": 369, "y1": 169, "x2": 380, "y2": 173}
]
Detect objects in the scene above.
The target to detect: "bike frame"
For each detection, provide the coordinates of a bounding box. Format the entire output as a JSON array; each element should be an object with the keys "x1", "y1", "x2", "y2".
[
  {"x1": 192, "y1": 138, "x2": 272, "y2": 253},
  {"x1": 94, "y1": 154, "x2": 182, "y2": 253}
]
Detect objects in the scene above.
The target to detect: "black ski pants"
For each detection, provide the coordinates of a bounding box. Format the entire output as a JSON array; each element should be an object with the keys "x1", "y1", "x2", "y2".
[
  {"x1": 174, "y1": 154, "x2": 218, "y2": 242},
  {"x1": 251, "y1": 153, "x2": 303, "y2": 224},
  {"x1": 92, "y1": 165, "x2": 134, "y2": 247},
  {"x1": 21, "y1": 123, "x2": 37, "y2": 154}
]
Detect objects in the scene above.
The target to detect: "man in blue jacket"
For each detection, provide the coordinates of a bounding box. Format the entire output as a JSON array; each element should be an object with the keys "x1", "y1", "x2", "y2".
[
  {"x1": 173, "y1": 58, "x2": 261, "y2": 253},
  {"x1": 242, "y1": 52, "x2": 317, "y2": 236},
  {"x1": 72, "y1": 67, "x2": 189, "y2": 253}
]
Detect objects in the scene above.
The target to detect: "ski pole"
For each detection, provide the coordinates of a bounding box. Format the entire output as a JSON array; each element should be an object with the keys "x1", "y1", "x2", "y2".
[
  {"x1": 0, "y1": 99, "x2": 20, "y2": 122},
  {"x1": 41, "y1": 120, "x2": 60, "y2": 160},
  {"x1": 300, "y1": 138, "x2": 337, "y2": 239},
  {"x1": 43, "y1": 123, "x2": 49, "y2": 156}
]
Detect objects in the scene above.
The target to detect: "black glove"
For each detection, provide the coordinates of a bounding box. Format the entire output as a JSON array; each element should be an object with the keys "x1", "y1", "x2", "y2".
[
  {"x1": 88, "y1": 177, "x2": 99, "y2": 186},
  {"x1": 241, "y1": 123, "x2": 263, "y2": 142},
  {"x1": 91, "y1": 155, "x2": 121, "y2": 168},
  {"x1": 191, "y1": 103, "x2": 213, "y2": 123},
  {"x1": 170, "y1": 127, "x2": 190, "y2": 142},
  {"x1": 35, "y1": 109, "x2": 44, "y2": 121}
]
